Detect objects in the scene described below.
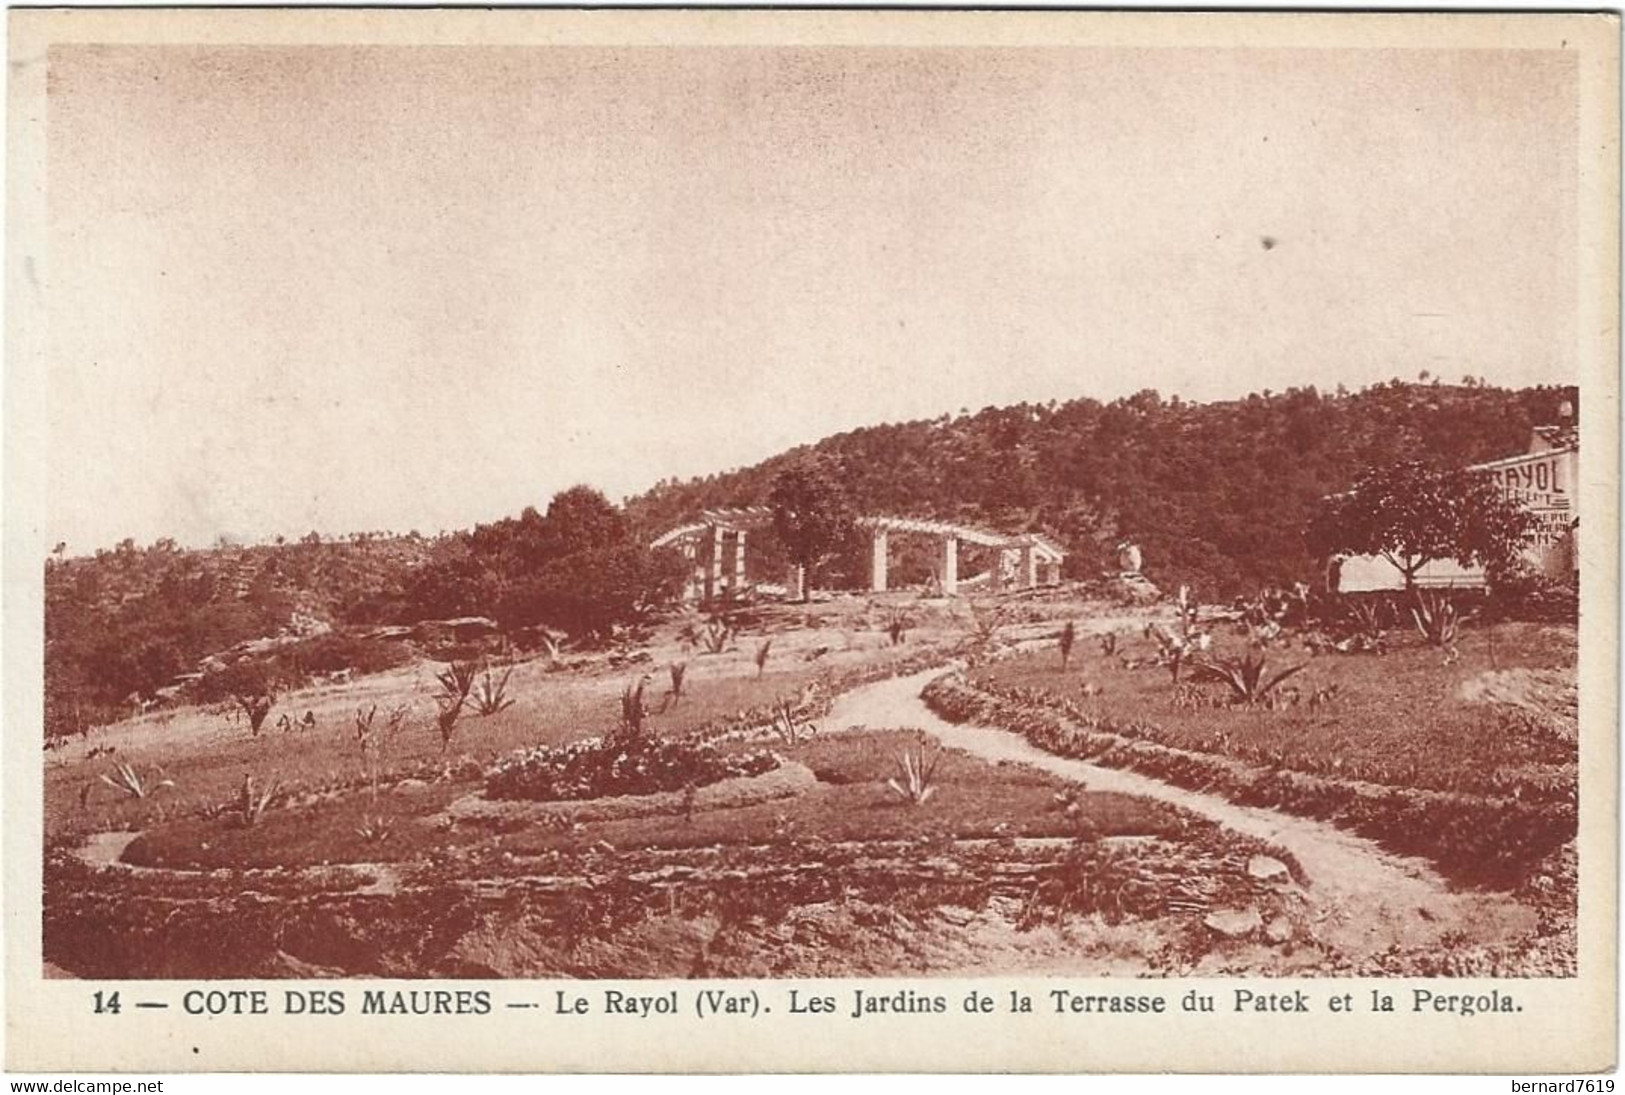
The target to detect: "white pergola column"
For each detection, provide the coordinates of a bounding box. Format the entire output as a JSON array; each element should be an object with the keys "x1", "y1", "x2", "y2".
[
  {"x1": 704, "y1": 525, "x2": 724, "y2": 603},
  {"x1": 732, "y1": 529, "x2": 747, "y2": 595},
  {"x1": 870, "y1": 528, "x2": 889, "y2": 592},
  {"x1": 1020, "y1": 544, "x2": 1037, "y2": 589},
  {"x1": 786, "y1": 563, "x2": 806, "y2": 602},
  {"x1": 685, "y1": 541, "x2": 704, "y2": 602},
  {"x1": 940, "y1": 535, "x2": 959, "y2": 596}
]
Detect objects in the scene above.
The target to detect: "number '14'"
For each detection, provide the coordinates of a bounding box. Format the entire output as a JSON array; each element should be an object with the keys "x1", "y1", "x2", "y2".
[{"x1": 93, "y1": 990, "x2": 121, "y2": 1014}]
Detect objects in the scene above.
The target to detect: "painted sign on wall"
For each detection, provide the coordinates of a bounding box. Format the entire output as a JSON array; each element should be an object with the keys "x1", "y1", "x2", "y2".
[{"x1": 1483, "y1": 450, "x2": 1574, "y2": 512}]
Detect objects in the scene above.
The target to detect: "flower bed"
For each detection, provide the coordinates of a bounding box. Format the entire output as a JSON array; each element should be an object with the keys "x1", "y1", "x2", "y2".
[
  {"x1": 452, "y1": 760, "x2": 817, "y2": 824},
  {"x1": 484, "y1": 737, "x2": 779, "y2": 802},
  {"x1": 923, "y1": 674, "x2": 1576, "y2": 889}
]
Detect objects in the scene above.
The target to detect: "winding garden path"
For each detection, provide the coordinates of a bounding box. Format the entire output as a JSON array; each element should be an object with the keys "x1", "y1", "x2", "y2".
[
  {"x1": 67, "y1": 657, "x2": 1544, "y2": 971},
  {"x1": 828, "y1": 668, "x2": 1537, "y2": 962}
]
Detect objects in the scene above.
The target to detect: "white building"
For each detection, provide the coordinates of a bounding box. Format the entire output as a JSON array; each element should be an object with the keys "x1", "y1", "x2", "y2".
[{"x1": 1334, "y1": 421, "x2": 1578, "y2": 593}]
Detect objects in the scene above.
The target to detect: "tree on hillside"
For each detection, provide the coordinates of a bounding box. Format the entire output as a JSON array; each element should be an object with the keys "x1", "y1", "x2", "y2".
[
  {"x1": 426, "y1": 486, "x2": 682, "y2": 641},
  {"x1": 404, "y1": 539, "x2": 501, "y2": 621},
  {"x1": 467, "y1": 505, "x2": 551, "y2": 569},
  {"x1": 623, "y1": 381, "x2": 1568, "y2": 599},
  {"x1": 466, "y1": 487, "x2": 627, "y2": 570},
  {"x1": 495, "y1": 542, "x2": 686, "y2": 641},
  {"x1": 1305, "y1": 460, "x2": 1536, "y2": 589},
  {"x1": 544, "y1": 485, "x2": 627, "y2": 555},
  {"x1": 769, "y1": 462, "x2": 855, "y2": 601},
  {"x1": 208, "y1": 661, "x2": 277, "y2": 736}
]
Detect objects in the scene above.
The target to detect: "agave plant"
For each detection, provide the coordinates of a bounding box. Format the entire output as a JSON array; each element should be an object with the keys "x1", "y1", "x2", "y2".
[
  {"x1": 99, "y1": 761, "x2": 174, "y2": 800},
  {"x1": 967, "y1": 604, "x2": 1002, "y2": 644},
  {"x1": 356, "y1": 815, "x2": 394, "y2": 844},
  {"x1": 607, "y1": 675, "x2": 653, "y2": 750},
  {"x1": 471, "y1": 660, "x2": 516, "y2": 716},
  {"x1": 1348, "y1": 599, "x2": 1384, "y2": 636},
  {"x1": 354, "y1": 702, "x2": 411, "y2": 753},
  {"x1": 1058, "y1": 621, "x2": 1077, "y2": 669},
  {"x1": 663, "y1": 661, "x2": 689, "y2": 711},
  {"x1": 354, "y1": 703, "x2": 379, "y2": 754},
  {"x1": 767, "y1": 698, "x2": 817, "y2": 746},
  {"x1": 434, "y1": 696, "x2": 463, "y2": 752},
  {"x1": 1190, "y1": 651, "x2": 1309, "y2": 707},
  {"x1": 435, "y1": 660, "x2": 479, "y2": 705},
  {"x1": 234, "y1": 690, "x2": 274, "y2": 738},
  {"x1": 1144, "y1": 622, "x2": 1194, "y2": 682},
  {"x1": 238, "y1": 774, "x2": 280, "y2": 827},
  {"x1": 428, "y1": 660, "x2": 479, "y2": 751},
  {"x1": 885, "y1": 738, "x2": 941, "y2": 806},
  {"x1": 683, "y1": 615, "x2": 734, "y2": 655},
  {"x1": 1174, "y1": 584, "x2": 1202, "y2": 636},
  {"x1": 622, "y1": 675, "x2": 648, "y2": 727},
  {"x1": 1411, "y1": 589, "x2": 1476, "y2": 649},
  {"x1": 1330, "y1": 598, "x2": 1388, "y2": 654}
]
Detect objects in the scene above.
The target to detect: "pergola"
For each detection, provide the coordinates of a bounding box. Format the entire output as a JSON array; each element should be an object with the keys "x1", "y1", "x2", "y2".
[{"x1": 651, "y1": 508, "x2": 1064, "y2": 604}]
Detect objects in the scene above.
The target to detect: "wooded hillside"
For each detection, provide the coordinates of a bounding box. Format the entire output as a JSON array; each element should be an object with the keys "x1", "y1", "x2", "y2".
[
  {"x1": 626, "y1": 380, "x2": 1577, "y2": 594},
  {"x1": 44, "y1": 378, "x2": 1576, "y2": 735}
]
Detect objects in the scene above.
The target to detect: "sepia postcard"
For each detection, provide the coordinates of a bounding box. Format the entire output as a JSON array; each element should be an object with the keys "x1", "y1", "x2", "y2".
[{"x1": 5, "y1": 7, "x2": 1619, "y2": 1075}]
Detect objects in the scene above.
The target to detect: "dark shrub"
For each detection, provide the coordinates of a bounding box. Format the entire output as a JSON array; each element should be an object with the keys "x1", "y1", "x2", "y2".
[
  {"x1": 274, "y1": 633, "x2": 408, "y2": 679},
  {"x1": 1490, "y1": 567, "x2": 1579, "y2": 625}
]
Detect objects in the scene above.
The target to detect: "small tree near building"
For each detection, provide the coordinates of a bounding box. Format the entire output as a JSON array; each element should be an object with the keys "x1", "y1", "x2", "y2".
[
  {"x1": 1306, "y1": 460, "x2": 1536, "y2": 590},
  {"x1": 768, "y1": 462, "x2": 855, "y2": 602}
]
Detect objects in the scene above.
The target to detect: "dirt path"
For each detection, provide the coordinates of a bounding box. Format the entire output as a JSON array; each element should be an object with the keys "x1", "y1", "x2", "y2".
[
  {"x1": 72, "y1": 829, "x2": 401, "y2": 896},
  {"x1": 829, "y1": 668, "x2": 1537, "y2": 963},
  {"x1": 78, "y1": 830, "x2": 142, "y2": 869}
]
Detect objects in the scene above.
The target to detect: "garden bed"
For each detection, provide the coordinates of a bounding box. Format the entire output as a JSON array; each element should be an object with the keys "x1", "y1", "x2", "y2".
[
  {"x1": 971, "y1": 625, "x2": 1576, "y2": 802},
  {"x1": 484, "y1": 736, "x2": 781, "y2": 802},
  {"x1": 449, "y1": 759, "x2": 818, "y2": 825},
  {"x1": 49, "y1": 827, "x2": 1308, "y2": 980},
  {"x1": 923, "y1": 673, "x2": 1575, "y2": 888}
]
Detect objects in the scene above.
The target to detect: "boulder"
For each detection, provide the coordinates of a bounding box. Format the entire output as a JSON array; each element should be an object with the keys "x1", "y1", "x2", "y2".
[
  {"x1": 1203, "y1": 907, "x2": 1263, "y2": 938},
  {"x1": 1264, "y1": 917, "x2": 1295, "y2": 945},
  {"x1": 1101, "y1": 575, "x2": 1161, "y2": 606},
  {"x1": 1247, "y1": 855, "x2": 1292, "y2": 883}
]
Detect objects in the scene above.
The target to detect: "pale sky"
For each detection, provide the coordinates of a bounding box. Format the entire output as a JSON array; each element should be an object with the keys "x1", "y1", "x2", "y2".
[{"x1": 46, "y1": 44, "x2": 1580, "y2": 552}]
